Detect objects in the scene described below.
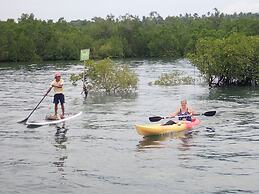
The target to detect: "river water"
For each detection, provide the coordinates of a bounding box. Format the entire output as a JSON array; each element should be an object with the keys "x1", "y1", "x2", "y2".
[{"x1": 0, "y1": 59, "x2": 259, "y2": 194}]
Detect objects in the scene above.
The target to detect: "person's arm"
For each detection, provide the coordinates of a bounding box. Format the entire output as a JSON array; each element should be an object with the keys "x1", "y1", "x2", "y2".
[
  {"x1": 51, "y1": 80, "x2": 57, "y2": 88},
  {"x1": 188, "y1": 107, "x2": 195, "y2": 116},
  {"x1": 51, "y1": 80, "x2": 63, "y2": 88},
  {"x1": 170, "y1": 108, "x2": 180, "y2": 117}
]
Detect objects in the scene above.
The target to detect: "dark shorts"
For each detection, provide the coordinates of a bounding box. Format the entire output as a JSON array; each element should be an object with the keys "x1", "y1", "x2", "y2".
[{"x1": 53, "y1": 93, "x2": 65, "y2": 105}]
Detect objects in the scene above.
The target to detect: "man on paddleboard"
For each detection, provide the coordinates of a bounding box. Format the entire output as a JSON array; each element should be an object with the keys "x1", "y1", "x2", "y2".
[{"x1": 49, "y1": 72, "x2": 65, "y2": 119}]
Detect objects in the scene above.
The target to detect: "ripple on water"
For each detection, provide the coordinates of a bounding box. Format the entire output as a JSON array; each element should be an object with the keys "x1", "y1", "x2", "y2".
[{"x1": 0, "y1": 61, "x2": 259, "y2": 194}]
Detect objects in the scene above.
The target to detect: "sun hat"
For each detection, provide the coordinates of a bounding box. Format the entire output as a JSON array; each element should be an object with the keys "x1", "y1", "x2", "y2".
[{"x1": 54, "y1": 72, "x2": 61, "y2": 77}]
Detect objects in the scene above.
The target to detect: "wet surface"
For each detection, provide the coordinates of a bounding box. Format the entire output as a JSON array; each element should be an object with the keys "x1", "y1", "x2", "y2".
[{"x1": 0, "y1": 59, "x2": 259, "y2": 193}]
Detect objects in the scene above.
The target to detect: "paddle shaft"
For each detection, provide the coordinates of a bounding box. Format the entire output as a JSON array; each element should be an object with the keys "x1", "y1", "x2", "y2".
[
  {"x1": 18, "y1": 87, "x2": 52, "y2": 123},
  {"x1": 149, "y1": 111, "x2": 216, "y2": 122},
  {"x1": 149, "y1": 115, "x2": 190, "y2": 122}
]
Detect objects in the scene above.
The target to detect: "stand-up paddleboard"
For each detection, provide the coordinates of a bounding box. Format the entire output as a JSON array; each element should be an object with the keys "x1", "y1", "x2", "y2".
[{"x1": 26, "y1": 112, "x2": 82, "y2": 126}]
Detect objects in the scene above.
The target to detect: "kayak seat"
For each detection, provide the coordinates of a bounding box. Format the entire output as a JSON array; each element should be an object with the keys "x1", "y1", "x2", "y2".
[{"x1": 162, "y1": 120, "x2": 177, "y2": 126}]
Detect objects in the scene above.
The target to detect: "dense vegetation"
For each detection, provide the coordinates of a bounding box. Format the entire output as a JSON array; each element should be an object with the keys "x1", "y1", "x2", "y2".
[
  {"x1": 0, "y1": 9, "x2": 258, "y2": 86},
  {"x1": 0, "y1": 10, "x2": 258, "y2": 62},
  {"x1": 150, "y1": 71, "x2": 195, "y2": 86},
  {"x1": 70, "y1": 58, "x2": 138, "y2": 94},
  {"x1": 188, "y1": 33, "x2": 259, "y2": 86}
]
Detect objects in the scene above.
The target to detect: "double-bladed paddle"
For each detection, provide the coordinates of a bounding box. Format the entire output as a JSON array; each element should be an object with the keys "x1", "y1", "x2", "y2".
[
  {"x1": 149, "y1": 111, "x2": 216, "y2": 122},
  {"x1": 18, "y1": 87, "x2": 52, "y2": 123}
]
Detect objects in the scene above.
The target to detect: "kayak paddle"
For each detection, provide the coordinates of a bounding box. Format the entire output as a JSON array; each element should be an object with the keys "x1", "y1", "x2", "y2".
[
  {"x1": 18, "y1": 87, "x2": 52, "y2": 124},
  {"x1": 149, "y1": 111, "x2": 216, "y2": 122}
]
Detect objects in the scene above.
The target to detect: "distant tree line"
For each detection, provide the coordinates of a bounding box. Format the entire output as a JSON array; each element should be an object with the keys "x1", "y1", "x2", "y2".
[
  {"x1": 0, "y1": 9, "x2": 258, "y2": 86},
  {"x1": 0, "y1": 9, "x2": 258, "y2": 62}
]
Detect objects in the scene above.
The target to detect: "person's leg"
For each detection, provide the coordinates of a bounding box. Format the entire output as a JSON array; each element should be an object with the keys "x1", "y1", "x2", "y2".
[
  {"x1": 55, "y1": 104, "x2": 58, "y2": 116},
  {"x1": 53, "y1": 94, "x2": 59, "y2": 116},
  {"x1": 60, "y1": 94, "x2": 65, "y2": 118},
  {"x1": 61, "y1": 104, "x2": 65, "y2": 118}
]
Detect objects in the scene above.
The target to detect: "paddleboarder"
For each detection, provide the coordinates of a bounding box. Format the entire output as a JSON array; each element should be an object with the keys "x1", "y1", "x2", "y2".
[{"x1": 49, "y1": 72, "x2": 65, "y2": 119}]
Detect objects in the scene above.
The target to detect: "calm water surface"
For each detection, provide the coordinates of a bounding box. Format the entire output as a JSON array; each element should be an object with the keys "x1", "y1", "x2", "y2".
[{"x1": 0, "y1": 59, "x2": 259, "y2": 194}]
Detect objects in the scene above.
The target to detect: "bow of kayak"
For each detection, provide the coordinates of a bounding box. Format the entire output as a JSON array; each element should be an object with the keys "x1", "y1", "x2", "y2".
[{"x1": 135, "y1": 118, "x2": 200, "y2": 137}]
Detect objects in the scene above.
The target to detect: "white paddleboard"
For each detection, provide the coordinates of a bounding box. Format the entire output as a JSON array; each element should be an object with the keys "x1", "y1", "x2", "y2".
[{"x1": 26, "y1": 112, "x2": 82, "y2": 126}]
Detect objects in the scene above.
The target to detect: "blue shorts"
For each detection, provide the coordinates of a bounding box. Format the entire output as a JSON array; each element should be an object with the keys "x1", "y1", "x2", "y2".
[{"x1": 53, "y1": 93, "x2": 65, "y2": 105}]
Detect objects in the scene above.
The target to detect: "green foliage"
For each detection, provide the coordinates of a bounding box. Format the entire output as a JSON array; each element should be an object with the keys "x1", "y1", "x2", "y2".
[
  {"x1": 70, "y1": 73, "x2": 82, "y2": 85},
  {"x1": 188, "y1": 33, "x2": 259, "y2": 86},
  {"x1": 0, "y1": 11, "x2": 259, "y2": 62},
  {"x1": 70, "y1": 58, "x2": 138, "y2": 94},
  {"x1": 95, "y1": 37, "x2": 124, "y2": 58},
  {"x1": 152, "y1": 71, "x2": 195, "y2": 86}
]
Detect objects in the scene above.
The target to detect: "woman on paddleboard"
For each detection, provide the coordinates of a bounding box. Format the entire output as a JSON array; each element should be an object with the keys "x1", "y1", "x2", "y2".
[{"x1": 49, "y1": 72, "x2": 65, "y2": 119}]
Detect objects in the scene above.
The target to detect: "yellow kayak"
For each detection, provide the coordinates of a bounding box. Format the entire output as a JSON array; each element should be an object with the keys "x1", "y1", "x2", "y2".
[{"x1": 135, "y1": 118, "x2": 200, "y2": 136}]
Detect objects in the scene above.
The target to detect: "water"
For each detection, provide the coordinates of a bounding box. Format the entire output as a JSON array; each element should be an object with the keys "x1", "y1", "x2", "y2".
[{"x1": 0, "y1": 59, "x2": 259, "y2": 194}]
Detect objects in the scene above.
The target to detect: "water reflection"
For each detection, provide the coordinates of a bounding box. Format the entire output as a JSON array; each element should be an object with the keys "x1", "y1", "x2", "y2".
[
  {"x1": 53, "y1": 123, "x2": 68, "y2": 174},
  {"x1": 85, "y1": 92, "x2": 138, "y2": 105},
  {"x1": 54, "y1": 135, "x2": 68, "y2": 149},
  {"x1": 137, "y1": 128, "x2": 217, "y2": 152},
  {"x1": 1, "y1": 60, "x2": 259, "y2": 193},
  {"x1": 54, "y1": 123, "x2": 69, "y2": 148},
  {"x1": 53, "y1": 156, "x2": 68, "y2": 170},
  {"x1": 26, "y1": 124, "x2": 42, "y2": 129},
  {"x1": 137, "y1": 131, "x2": 193, "y2": 151},
  {"x1": 55, "y1": 123, "x2": 68, "y2": 136},
  {"x1": 208, "y1": 86, "x2": 259, "y2": 102}
]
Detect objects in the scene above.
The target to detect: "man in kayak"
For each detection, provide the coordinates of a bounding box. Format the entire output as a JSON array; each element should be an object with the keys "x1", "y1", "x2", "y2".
[
  {"x1": 49, "y1": 72, "x2": 65, "y2": 119},
  {"x1": 164, "y1": 99, "x2": 195, "y2": 125}
]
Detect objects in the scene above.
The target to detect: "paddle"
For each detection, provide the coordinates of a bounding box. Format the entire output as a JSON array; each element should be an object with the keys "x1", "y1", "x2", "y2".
[
  {"x1": 18, "y1": 87, "x2": 52, "y2": 123},
  {"x1": 149, "y1": 111, "x2": 216, "y2": 122}
]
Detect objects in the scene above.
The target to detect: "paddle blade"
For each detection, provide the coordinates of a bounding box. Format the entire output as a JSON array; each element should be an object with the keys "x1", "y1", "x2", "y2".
[
  {"x1": 203, "y1": 111, "x2": 216, "y2": 116},
  {"x1": 17, "y1": 118, "x2": 28, "y2": 124},
  {"x1": 149, "y1": 116, "x2": 164, "y2": 122}
]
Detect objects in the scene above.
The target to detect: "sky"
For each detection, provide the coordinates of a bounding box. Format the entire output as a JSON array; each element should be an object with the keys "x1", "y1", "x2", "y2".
[{"x1": 0, "y1": 0, "x2": 259, "y2": 21}]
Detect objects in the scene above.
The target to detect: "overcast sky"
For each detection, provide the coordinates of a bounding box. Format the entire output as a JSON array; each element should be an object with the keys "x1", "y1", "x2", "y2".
[{"x1": 0, "y1": 0, "x2": 258, "y2": 21}]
